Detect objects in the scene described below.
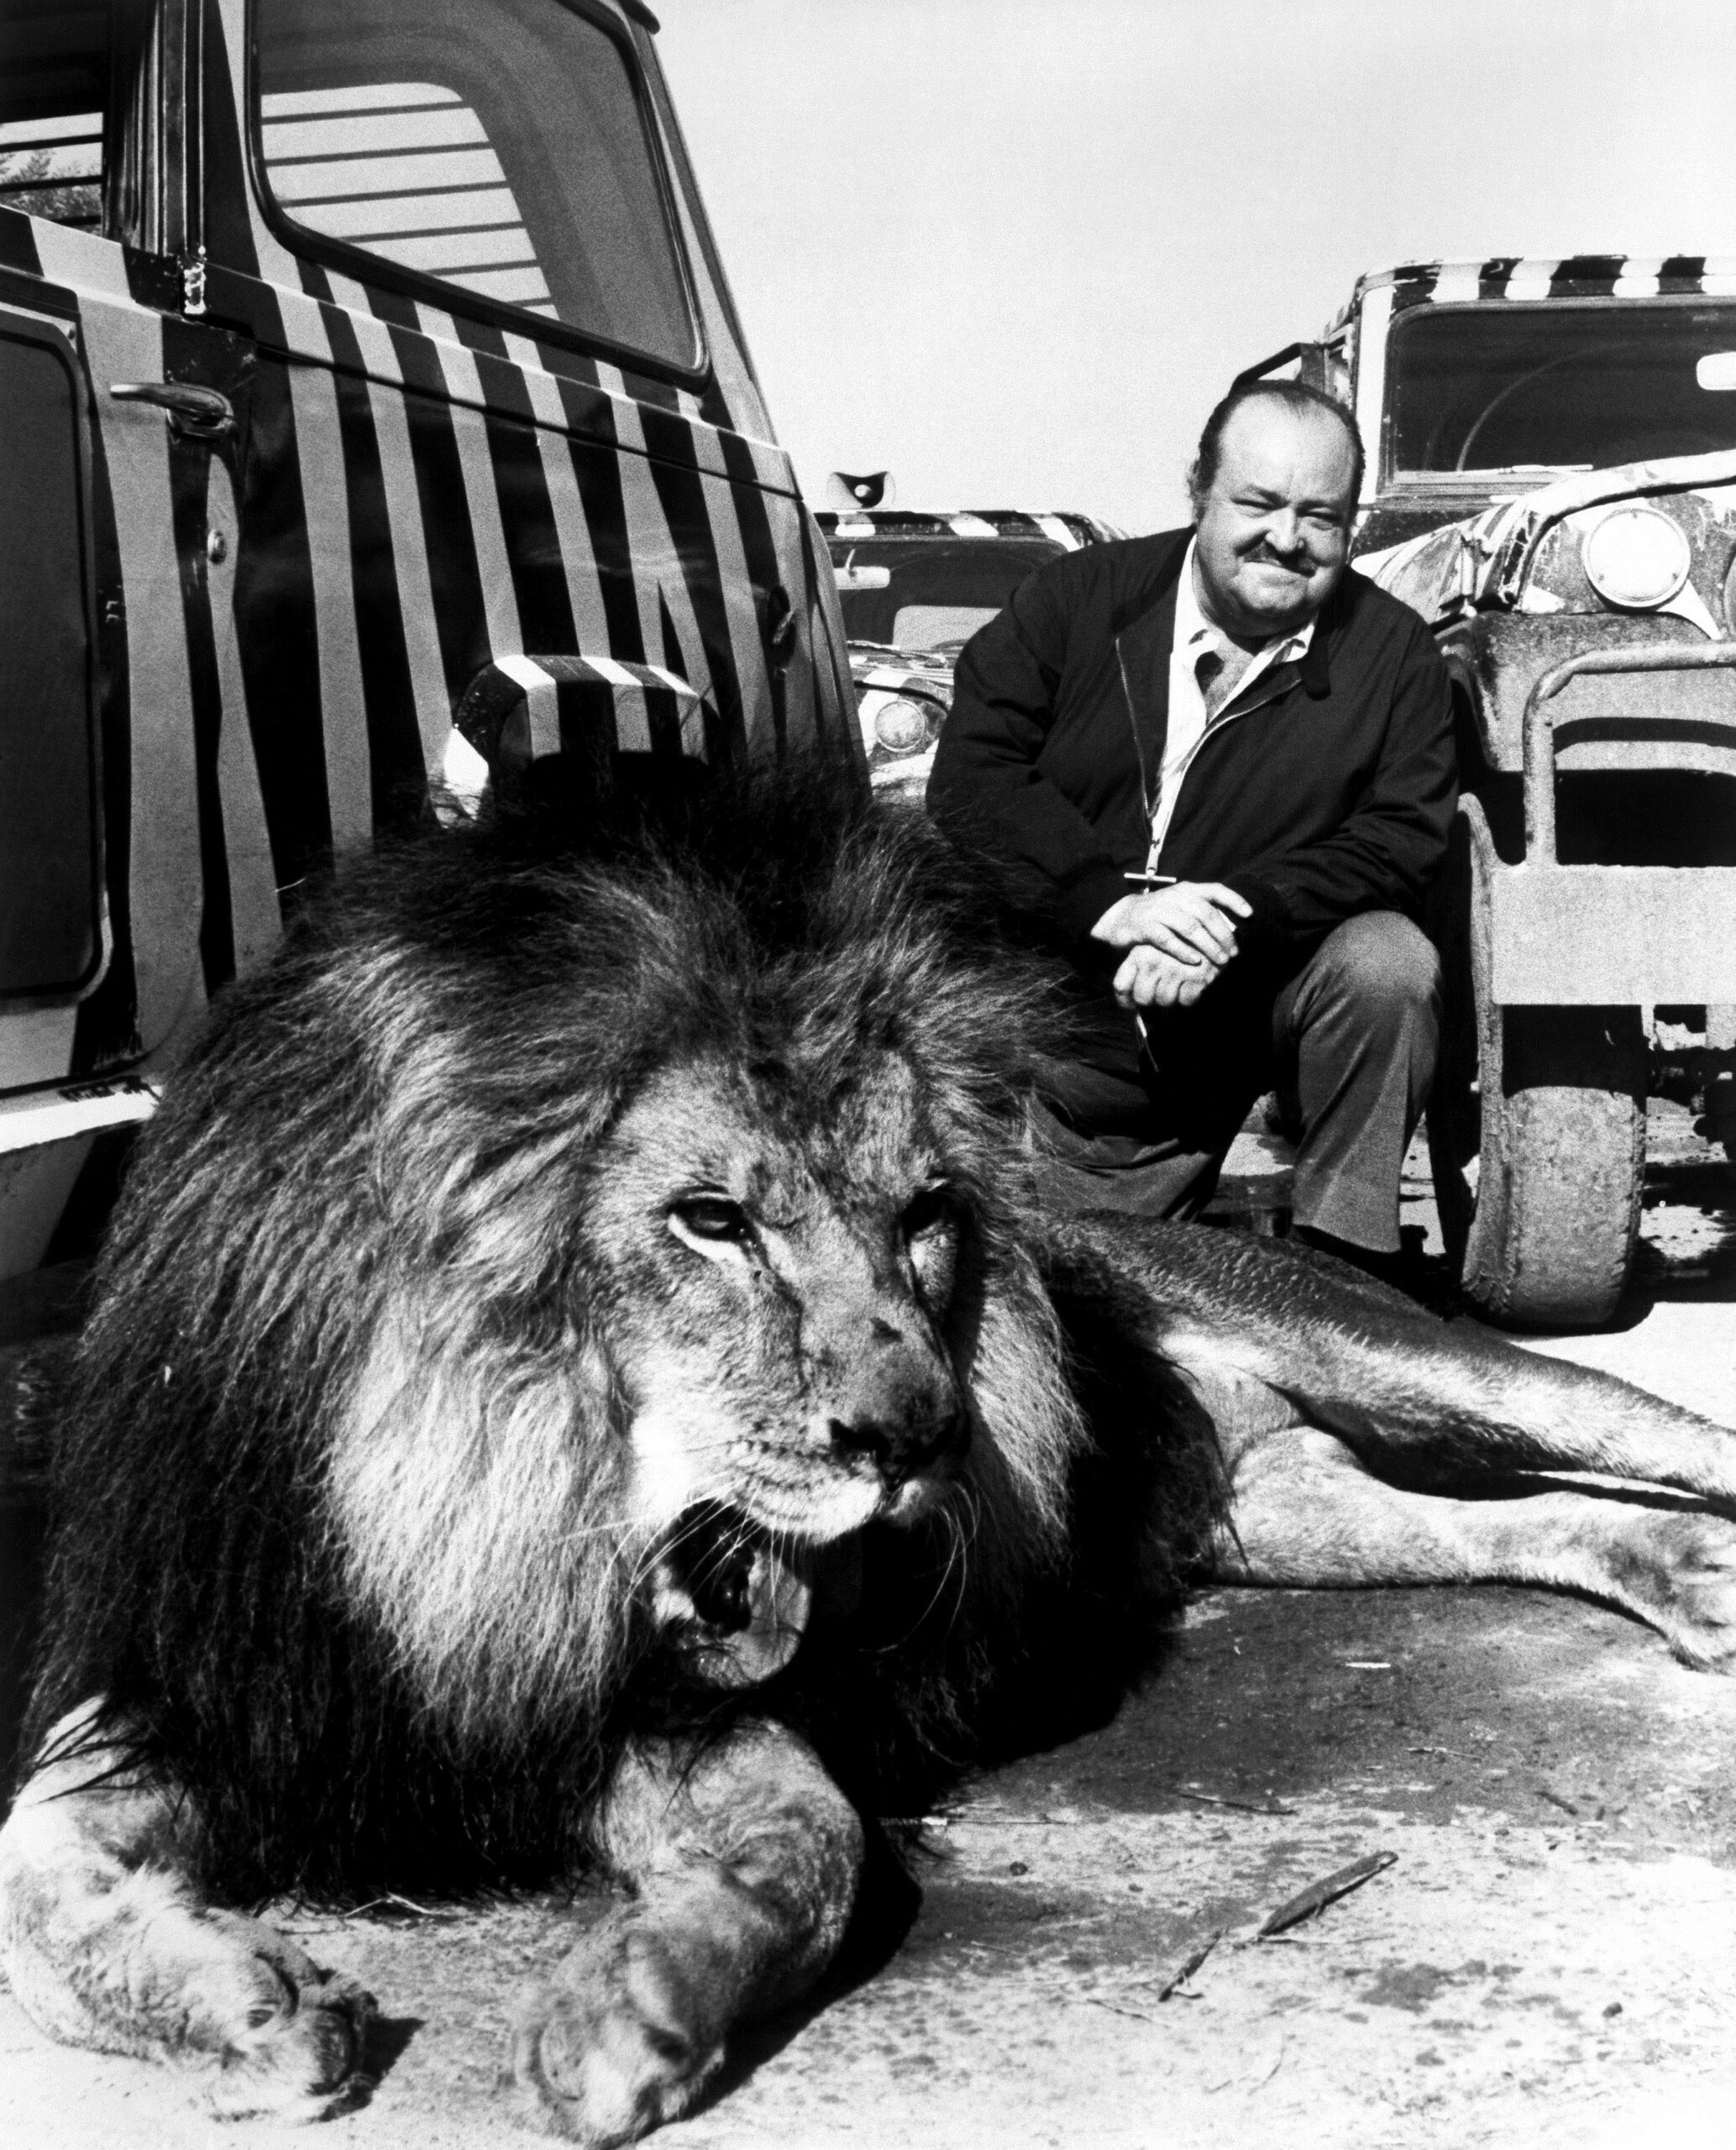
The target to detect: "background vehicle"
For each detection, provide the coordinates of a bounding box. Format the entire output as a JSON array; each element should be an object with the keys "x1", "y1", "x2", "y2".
[
  {"x1": 1259, "y1": 256, "x2": 1736, "y2": 1325},
  {"x1": 0, "y1": 0, "x2": 858, "y2": 1290},
  {"x1": 816, "y1": 506, "x2": 1120, "y2": 794}
]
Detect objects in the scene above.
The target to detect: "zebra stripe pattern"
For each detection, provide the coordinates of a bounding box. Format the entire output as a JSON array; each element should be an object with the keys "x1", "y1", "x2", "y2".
[
  {"x1": 1374, "y1": 254, "x2": 1736, "y2": 313},
  {"x1": 0, "y1": 0, "x2": 859, "y2": 1125},
  {"x1": 816, "y1": 507, "x2": 1122, "y2": 547}
]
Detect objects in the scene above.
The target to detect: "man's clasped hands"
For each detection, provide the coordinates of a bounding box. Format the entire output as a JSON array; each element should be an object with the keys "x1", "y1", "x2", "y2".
[{"x1": 1090, "y1": 881, "x2": 1254, "y2": 1009}]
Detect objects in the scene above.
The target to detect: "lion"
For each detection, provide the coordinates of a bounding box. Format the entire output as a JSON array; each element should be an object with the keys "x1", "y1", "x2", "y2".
[{"x1": 4, "y1": 773, "x2": 1736, "y2": 2147}]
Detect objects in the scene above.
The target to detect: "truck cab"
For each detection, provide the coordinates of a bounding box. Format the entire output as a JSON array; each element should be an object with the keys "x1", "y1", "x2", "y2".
[
  {"x1": 1269, "y1": 258, "x2": 1736, "y2": 1324},
  {"x1": 0, "y1": 0, "x2": 858, "y2": 1283}
]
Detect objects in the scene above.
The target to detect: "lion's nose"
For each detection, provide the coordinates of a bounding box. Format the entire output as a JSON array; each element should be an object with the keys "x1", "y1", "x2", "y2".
[
  {"x1": 826, "y1": 1382, "x2": 968, "y2": 1489},
  {"x1": 810, "y1": 1301, "x2": 966, "y2": 1487}
]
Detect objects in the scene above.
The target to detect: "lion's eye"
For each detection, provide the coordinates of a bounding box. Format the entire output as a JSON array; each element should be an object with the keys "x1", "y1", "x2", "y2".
[
  {"x1": 901, "y1": 1186, "x2": 956, "y2": 1244},
  {"x1": 669, "y1": 1196, "x2": 754, "y2": 1249}
]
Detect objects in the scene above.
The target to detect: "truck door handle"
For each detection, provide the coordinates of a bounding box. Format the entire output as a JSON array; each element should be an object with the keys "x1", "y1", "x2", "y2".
[
  {"x1": 109, "y1": 380, "x2": 236, "y2": 440},
  {"x1": 763, "y1": 583, "x2": 797, "y2": 670}
]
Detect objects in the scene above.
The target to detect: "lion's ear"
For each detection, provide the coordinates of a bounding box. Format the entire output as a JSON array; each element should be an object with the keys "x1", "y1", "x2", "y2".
[{"x1": 327, "y1": 1299, "x2": 641, "y2": 1747}]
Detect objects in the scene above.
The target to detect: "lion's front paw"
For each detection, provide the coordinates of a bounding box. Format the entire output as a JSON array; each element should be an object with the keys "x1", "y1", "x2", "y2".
[
  {"x1": 1618, "y1": 1510, "x2": 1736, "y2": 1670},
  {"x1": 182, "y1": 1912, "x2": 375, "y2": 2121},
  {"x1": 509, "y1": 1916, "x2": 725, "y2": 2147}
]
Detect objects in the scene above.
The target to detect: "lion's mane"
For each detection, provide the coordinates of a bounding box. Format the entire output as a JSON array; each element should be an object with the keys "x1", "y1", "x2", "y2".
[{"x1": 24, "y1": 775, "x2": 1221, "y2": 1901}]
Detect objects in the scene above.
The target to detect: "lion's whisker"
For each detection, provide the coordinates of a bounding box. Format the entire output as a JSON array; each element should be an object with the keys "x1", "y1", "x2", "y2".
[
  {"x1": 548, "y1": 1516, "x2": 646, "y2": 1544},
  {"x1": 877, "y1": 1498, "x2": 973, "y2": 1652}
]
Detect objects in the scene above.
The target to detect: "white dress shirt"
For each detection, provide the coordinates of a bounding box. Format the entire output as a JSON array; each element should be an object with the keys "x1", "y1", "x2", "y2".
[{"x1": 1146, "y1": 539, "x2": 1317, "y2": 874}]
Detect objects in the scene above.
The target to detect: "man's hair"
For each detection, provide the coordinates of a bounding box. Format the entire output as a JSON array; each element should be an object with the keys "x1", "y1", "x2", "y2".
[{"x1": 1186, "y1": 380, "x2": 1365, "y2": 521}]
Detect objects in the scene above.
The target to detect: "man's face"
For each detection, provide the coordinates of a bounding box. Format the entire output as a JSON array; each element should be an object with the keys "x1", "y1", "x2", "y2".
[{"x1": 1193, "y1": 400, "x2": 1357, "y2": 642}]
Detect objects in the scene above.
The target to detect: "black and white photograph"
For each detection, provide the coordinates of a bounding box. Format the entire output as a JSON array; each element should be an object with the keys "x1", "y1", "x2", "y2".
[{"x1": 3, "y1": 3, "x2": 1736, "y2": 2145}]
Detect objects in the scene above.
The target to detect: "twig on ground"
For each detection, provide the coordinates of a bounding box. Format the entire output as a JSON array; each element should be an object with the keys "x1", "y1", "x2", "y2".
[
  {"x1": 338, "y1": 1891, "x2": 445, "y2": 1921},
  {"x1": 1086, "y1": 1995, "x2": 1162, "y2": 2025},
  {"x1": 1257, "y1": 1851, "x2": 1397, "y2": 1938},
  {"x1": 1537, "y1": 1787, "x2": 1579, "y2": 1817},
  {"x1": 1172, "y1": 1786, "x2": 1295, "y2": 1817},
  {"x1": 1154, "y1": 1926, "x2": 1225, "y2": 2001}
]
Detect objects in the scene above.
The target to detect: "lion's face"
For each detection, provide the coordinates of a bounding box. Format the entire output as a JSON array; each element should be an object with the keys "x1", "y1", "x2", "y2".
[
  {"x1": 592, "y1": 1055, "x2": 968, "y2": 1544},
  {"x1": 330, "y1": 1025, "x2": 1067, "y2": 1728},
  {"x1": 580, "y1": 1051, "x2": 973, "y2": 1677}
]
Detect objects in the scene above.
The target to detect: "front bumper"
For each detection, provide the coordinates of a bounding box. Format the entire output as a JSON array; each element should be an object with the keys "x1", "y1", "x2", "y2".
[
  {"x1": 1487, "y1": 863, "x2": 1736, "y2": 1002},
  {"x1": 1486, "y1": 640, "x2": 1736, "y2": 1003}
]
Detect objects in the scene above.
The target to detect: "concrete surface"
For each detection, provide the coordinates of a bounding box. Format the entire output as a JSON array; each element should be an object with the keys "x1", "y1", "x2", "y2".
[{"x1": 4, "y1": 1103, "x2": 1735, "y2": 2150}]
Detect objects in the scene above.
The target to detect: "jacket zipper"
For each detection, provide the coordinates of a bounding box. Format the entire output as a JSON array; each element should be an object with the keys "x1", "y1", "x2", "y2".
[{"x1": 1115, "y1": 652, "x2": 1303, "y2": 874}]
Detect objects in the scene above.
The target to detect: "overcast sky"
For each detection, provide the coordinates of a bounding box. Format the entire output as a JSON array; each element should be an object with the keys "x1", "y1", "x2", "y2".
[{"x1": 656, "y1": 0, "x2": 1736, "y2": 532}]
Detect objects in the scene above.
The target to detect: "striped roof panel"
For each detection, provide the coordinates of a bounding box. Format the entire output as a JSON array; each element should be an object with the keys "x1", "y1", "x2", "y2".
[{"x1": 1361, "y1": 257, "x2": 1736, "y2": 317}]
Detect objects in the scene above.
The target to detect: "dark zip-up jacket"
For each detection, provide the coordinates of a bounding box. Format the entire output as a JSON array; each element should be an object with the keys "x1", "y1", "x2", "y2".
[{"x1": 928, "y1": 529, "x2": 1457, "y2": 977}]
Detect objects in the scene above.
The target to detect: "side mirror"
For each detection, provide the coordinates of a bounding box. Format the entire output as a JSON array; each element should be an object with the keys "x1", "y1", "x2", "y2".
[{"x1": 1231, "y1": 340, "x2": 1351, "y2": 402}]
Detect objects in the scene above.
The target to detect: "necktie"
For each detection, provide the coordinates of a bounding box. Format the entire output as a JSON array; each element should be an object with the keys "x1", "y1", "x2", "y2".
[
  {"x1": 1194, "y1": 645, "x2": 1225, "y2": 716},
  {"x1": 1195, "y1": 635, "x2": 1252, "y2": 721}
]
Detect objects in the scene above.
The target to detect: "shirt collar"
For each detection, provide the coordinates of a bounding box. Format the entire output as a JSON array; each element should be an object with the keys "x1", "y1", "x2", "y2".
[{"x1": 1176, "y1": 535, "x2": 1318, "y2": 662}]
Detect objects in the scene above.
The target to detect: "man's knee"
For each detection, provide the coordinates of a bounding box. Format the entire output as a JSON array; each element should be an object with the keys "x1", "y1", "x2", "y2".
[{"x1": 1303, "y1": 912, "x2": 1440, "y2": 1022}]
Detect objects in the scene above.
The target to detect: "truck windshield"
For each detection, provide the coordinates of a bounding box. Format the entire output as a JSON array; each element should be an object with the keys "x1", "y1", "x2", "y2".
[
  {"x1": 1387, "y1": 302, "x2": 1736, "y2": 475},
  {"x1": 829, "y1": 538, "x2": 1057, "y2": 650}
]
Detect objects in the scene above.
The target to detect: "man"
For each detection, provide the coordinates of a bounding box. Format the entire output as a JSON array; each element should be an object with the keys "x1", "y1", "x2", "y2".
[{"x1": 926, "y1": 380, "x2": 1456, "y2": 1280}]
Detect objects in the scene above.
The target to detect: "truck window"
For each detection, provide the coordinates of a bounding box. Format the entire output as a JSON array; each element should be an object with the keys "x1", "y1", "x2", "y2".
[
  {"x1": 1387, "y1": 302, "x2": 1736, "y2": 475},
  {"x1": 0, "y1": 3, "x2": 106, "y2": 232},
  {"x1": 255, "y1": 0, "x2": 697, "y2": 370},
  {"x1": 0, "y1": 320, "x2": 98, "y2": 998}
]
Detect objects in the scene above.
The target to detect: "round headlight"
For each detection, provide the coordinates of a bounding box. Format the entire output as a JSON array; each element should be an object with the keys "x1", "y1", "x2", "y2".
[
  {"x1": 1581, "y1": 507, "x2": 1691, "y2": 611},
  {"x1": 873, "y1": 697, "x2": 936, "y2": 755}
]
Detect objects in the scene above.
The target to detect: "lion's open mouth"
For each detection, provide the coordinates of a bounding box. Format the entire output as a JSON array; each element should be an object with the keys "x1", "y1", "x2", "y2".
[{"x1": 657, "y1": 1502, "x2": 863, "y2": 1689}]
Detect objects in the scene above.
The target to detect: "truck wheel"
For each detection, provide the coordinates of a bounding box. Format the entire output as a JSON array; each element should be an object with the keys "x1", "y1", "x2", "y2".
[{"x1": 1427, "y1": 797, "x2": 1646, "y2": 1328}]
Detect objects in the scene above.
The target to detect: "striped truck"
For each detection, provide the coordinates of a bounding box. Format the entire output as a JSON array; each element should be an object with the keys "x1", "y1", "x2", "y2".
[
  {"x1": 0, "y1": 0, "x2": 860, "y2": 1291},
  {"x1": 1250, "y1": 257, "x2": 1736, "y2": 1325}
]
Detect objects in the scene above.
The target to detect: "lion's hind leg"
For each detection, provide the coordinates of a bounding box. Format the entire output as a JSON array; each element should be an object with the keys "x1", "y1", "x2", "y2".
[
  {"x1": 0, "y1": 1708, "x2": 374, "y2": 2120},
  {"x1": 1104, "y1": 1214, "x2": 1736, "y2": 1502},
  {"x1": 1216, "y1": 1426, "x2": 1736, "y2": 1669}
]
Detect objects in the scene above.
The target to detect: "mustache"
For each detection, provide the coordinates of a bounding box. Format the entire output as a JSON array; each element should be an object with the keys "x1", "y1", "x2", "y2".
[{"x1": 1241, "y1": 543, "x2": 1314, "y2": 571}]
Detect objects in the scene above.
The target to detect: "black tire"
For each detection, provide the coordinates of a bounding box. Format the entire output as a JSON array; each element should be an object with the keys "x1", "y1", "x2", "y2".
[{"x1": 1427, "y1": 797, "x2": 1646, "y2": 1328}]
